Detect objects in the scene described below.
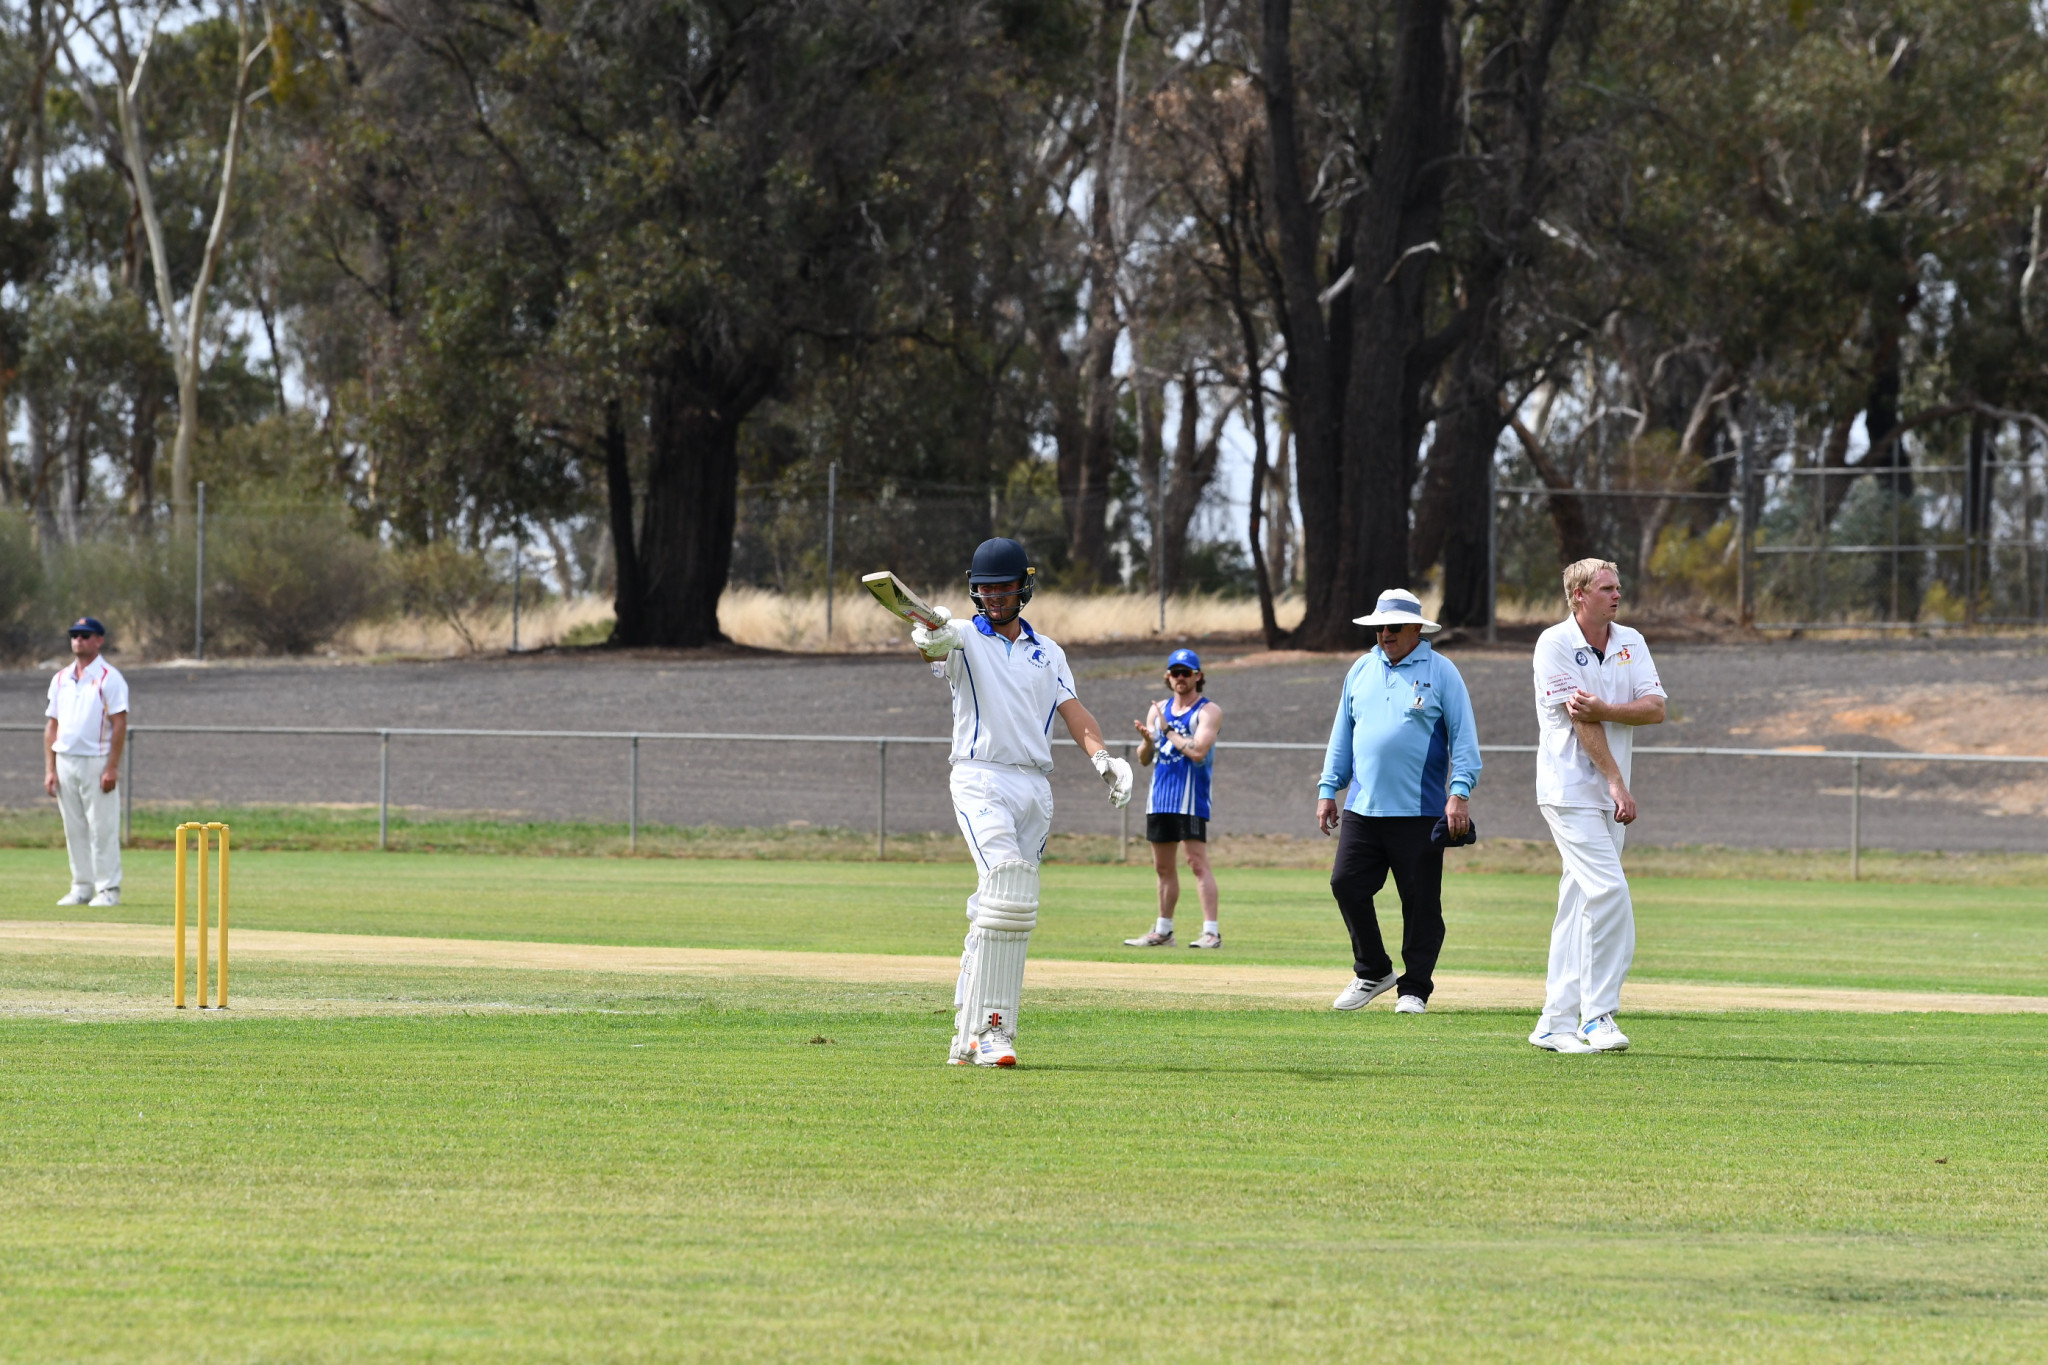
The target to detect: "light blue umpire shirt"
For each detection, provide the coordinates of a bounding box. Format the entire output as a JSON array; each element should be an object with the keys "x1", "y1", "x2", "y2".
[{"x1": 1317, "y1": 639, "x2": 1482, "y2": 816}]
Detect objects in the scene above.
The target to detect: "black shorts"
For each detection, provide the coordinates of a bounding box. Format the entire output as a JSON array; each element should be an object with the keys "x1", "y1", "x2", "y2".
[{"x1": 1146, "y1": 813, "x2": 1208, "y2": 844}]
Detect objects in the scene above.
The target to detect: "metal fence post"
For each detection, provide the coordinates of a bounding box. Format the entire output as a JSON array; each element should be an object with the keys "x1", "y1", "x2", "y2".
[
  {"x1": 629, "y1": 735, "x2": 640, "y2": 852},
  {"x1": 378, "y1": 730, "x2": 390, "y2": 850},
  {"x1": 1850, "y1": 754, "x2": 1862, "y2": 882},
  {"x1": 121, "y1": 732, "x2": 132, "y2": 845},
  {"x1": 511, "y1": 548, "x2": 521, "y2": 653},
  {"x1": 1119, "y1": 741, "x2": 1132, "y2": 862},
  {"x1": 876, "y1": 738, "x2": 888, "y2": 859}
]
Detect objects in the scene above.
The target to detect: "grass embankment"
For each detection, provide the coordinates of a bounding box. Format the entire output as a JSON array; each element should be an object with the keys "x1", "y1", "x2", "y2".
[
  {"x1": 1, "y1": 802, "x2": 2040, "y2": 884},
  {"x1": 2, "y1": 999, "x2": 2045, "y2": 1362},
  {"x1": 5, "y1": 847, "x2": 2047, "y2": 996}
]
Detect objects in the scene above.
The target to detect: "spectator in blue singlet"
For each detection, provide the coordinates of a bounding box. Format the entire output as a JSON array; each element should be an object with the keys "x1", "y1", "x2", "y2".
[{"x1": 1123, "y1": 648, "x2": 1225, "y2": 949}]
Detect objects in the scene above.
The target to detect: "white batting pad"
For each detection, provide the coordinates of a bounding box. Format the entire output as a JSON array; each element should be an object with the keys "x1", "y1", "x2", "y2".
[
  {"x1": 972, "y1": 859, "x2": 1039, "y2": 932},
  {"x1": 958, "y1": 925, "x2": 1030, "y2": 1043}
]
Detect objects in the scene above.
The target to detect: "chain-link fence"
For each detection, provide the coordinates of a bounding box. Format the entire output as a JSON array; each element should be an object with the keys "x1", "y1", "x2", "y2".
[
  {"x1": 21, "y1": 724, "x2": 2044, "y2": 866},
  {"x1": 1495, "y1": 426, "x2": 2048, "y2": 630}
]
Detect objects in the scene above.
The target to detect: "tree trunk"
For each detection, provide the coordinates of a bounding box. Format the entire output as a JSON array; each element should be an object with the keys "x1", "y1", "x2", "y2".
[
  {"x1": 1258, "y1": 0, "x2": 1342, "y2": 644},
  {"x1": 1325, "y1": 0, "x2": 1455, "y2": 648},
  {"x1": 1415, "y1": 280, "x2": 1506, "y2": 627},
  {"x1": 128, "y1": 375, "x2": 159, "y2": 532},
  {"x1": 617, "y1": 366, "x2": 757, "y2": 649},
  {"x1": 602, "y1": 399, "x2": 643, "y2": 644},
  {"x1": 1263, "y1": 0, "x2": 1457, "y2": 651}
]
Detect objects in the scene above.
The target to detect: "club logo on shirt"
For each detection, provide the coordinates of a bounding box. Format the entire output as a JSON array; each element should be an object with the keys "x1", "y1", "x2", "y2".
[
  {"x1": 1614, "y1": 646, "x2": 1632, "y2": 663},
  {"x1": 1574, "y1": 649, "x2": 1590, "y2": 666},
  {"x1": 1026, "y1": 648, "x2": 1049, "y2": 668}
]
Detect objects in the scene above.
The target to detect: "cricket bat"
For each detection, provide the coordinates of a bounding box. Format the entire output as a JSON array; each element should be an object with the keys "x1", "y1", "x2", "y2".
[{"x1": 861, "y1": 572, "x2": 948, "y2": 629}]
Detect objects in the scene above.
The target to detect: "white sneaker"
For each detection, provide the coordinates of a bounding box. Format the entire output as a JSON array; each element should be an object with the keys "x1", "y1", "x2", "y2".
[
  {"x1": 1579, "y1": 1014, "x2": 1630, "y2": 1051},
  {"x1": 973, "y1": 1032, "x2": 1017, "y2": 1067},
  {"x1": 1332, "y1": 972, "x2": 1397, "y2": 1011},
  {"x1": 1394, "y1": 994, "x2": 1426, "y2": 1014},
  {"x1": 87, "y1": 890, "x2": 120, "y2": 908},
  {"x1": 946, "y1": 1040, "x2": 975, "y2": 1066},
  {"x1": 1189, "y1": 931, "x2": 1223, "y2": 950},
  {"x1": 1530, "y1": 1028, "x2": 1596, "y2": 1054},
  {"x1": 1123, "y1": 929, "x2": 1174, "y2": 947},
  {"x1": 56, "y1": 889, "x2": 91, "y2": 907}
]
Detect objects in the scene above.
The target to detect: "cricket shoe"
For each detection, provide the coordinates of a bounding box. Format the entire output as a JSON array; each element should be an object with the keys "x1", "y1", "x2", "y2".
[
  {"x1": 1189, "y1": 931, "x2": 1223, "y2": 950},
  {"x1": 56, "y1": 889, "x2": 91, "y2": 907},
  {"x1": 946, "y1": 1039, "x2": 975, "y2": 1066},
  {"x1": 1578, "y1": 1014, "x2": 1630, "y2": 1051},
  {"x1": 1123, "y1": 929, "x2": 1174, "y2": 947},
  {"x1": 88, "y1": 890, "x2": 120, "y2": 908},
  {"x1": 1529, "y1": 1028, "x2": 1596, "y2": 1054},
  {"x1": 1393, "y1": 995, "x2": 1427, "y2": 1015},
  {"x1": 973, "y1": 1032, "x2": 1018, "y2": 1068},
  {"x1": 1332, "y1": 972, "x2": 1397, "y2": 1011}
]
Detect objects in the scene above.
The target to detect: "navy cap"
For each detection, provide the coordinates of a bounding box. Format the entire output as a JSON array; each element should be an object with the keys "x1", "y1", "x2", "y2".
[
  {"x1": 1166, "y1": 648, "x2": 1202, "y2": 672},
  {"x1": 68, "y1": 617, "x2": 107, "y2": 637}
]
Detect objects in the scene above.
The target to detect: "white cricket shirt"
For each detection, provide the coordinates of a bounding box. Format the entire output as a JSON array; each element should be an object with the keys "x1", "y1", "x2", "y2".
[
  {"x1": 1532, "y1": 617, "x2": 1665, "y2": 807},
  {"x1": 46, "y1": 657, "x2": 130, "y2": 758},
  {"x1": 936, "y1": 615, "x2": 1078, "y2": 773}
]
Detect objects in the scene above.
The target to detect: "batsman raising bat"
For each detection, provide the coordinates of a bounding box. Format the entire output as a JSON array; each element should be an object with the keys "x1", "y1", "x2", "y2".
[{"x1": 867, "y1": 538, "x2": 1132, "y2": 1068}]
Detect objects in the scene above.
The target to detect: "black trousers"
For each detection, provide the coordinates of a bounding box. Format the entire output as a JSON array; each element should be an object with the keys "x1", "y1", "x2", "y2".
[{"x1": 1331, "y1": 812, "x2": 1446, "y2": 1000}]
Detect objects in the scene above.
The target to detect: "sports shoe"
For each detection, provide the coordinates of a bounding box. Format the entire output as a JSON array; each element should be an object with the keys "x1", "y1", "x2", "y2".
[
  {"x1": 946, "y1": 1038, "x2": 975, "y2": 1066},
  {"x1": 1123, "y1": 929, "x2": 1174, "y2": 947},
  {"x1": 1332, "y1": 972, "x2": 1397, "y2": 1011},
  {"x1": 1189, "y1": 931, "x2": 1222, "y2": 950},
  {"x1": 1579, "y1": 1014, "x2": 1630, "y2": 1051},
  {"x1": 973, "y1": 1032, "x2": 1017, "y2": 1067},
  {"x1": 1529, "y1": 1028, "x2": 1596, "y2": 1054},
  {"x1": 1394, "y1": 994, "x2": 1426, "y2": 1014},
  {"x1": 87, "y1": 890, "x2": 120, "y2": 908},
  {"x1": 56, "y1": 889, "x2": 90, "y2": 907}
]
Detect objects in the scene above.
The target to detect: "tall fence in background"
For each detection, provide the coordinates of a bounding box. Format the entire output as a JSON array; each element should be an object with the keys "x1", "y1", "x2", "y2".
[
  {"x1": 32, "y1": 724, "x2": 2045, "y2": 880},
  {"x1": 1496, "y1": 422, "x2": 2048, "y2": 631}
]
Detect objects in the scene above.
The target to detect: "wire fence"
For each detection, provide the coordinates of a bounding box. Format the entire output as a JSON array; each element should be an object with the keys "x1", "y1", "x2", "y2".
[
  {"x1": 23, "y1": 725, "x2": 2043, "y2": 879},
  {"x1": 1495, "y1": 421, "x2": 2048, "y2": 630}
]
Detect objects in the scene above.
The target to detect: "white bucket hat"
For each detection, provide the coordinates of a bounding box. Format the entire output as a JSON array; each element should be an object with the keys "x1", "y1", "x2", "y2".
[{"x1": 1351, "y1": 588, "x2": 1441, "y2": 635}]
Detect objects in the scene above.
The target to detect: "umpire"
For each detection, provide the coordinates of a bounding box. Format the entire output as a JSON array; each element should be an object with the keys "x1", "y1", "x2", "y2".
[{"x1": 1315, "y1": 590, "x2": 1482, "y2": 1015}]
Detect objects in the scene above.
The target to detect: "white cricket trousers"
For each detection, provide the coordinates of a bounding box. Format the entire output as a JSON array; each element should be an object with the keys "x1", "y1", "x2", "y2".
[
  {"x1": 54, "y1": 752, "x2": 122, "y2": 897},
  {"x1": 1538, "y1": 803, "x2": 1633, "y2": 1034},
  {"x1": 950, "y1": 760, "x2": 1054, "y2": 885}
]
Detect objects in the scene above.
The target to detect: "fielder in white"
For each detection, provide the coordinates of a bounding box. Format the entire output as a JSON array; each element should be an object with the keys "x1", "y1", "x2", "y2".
[
  {"x1": 1529, "y1": 559, "x2": 1666, "y2": 1054},
  {"x1": 44, "y1": 616, "x2": 129, "y2": 907},
  {"x1": 907, "y1": 538, "x2": 1132, "y2": 1068}
]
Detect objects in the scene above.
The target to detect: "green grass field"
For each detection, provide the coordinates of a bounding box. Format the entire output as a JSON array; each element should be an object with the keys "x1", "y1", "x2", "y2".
[
  {"x1": 3, "y1": 846, "x2": 2045, "y2": 994},
  {"x1": 3, "y1": 847, "x2": 2047, "y2": 1360}
]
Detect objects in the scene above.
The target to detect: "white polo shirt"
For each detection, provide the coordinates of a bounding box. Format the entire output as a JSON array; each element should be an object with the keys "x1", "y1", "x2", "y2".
[
  {"x1": 1533, "y1": 617, "x2": 1665, "y2": 808},
  {"x1": 47, "y1": 657, "x2": 130, "y2": 758},
  {"x1": 937, "y1": 615, "x2": 1078, "y2": 773}
]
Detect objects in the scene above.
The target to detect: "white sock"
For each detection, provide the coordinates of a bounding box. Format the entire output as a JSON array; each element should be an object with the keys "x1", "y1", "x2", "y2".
[
  {"x1": 1203, "y1": 920, "x2": 1219, "y2": 936},
  {"x1": 1155, "y1": 917, "x2": 1173, "y2": 935}
]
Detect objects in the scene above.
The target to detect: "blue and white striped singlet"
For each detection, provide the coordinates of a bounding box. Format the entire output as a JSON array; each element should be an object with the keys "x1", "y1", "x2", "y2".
[{"x1": 1147, "y1": 696, "x2": 1213, "y2": 818}]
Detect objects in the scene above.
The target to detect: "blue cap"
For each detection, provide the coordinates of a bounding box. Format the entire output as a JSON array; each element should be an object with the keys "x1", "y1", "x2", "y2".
[
  {"x1": 1166, "y1": 648, "x2": 1202, "y2": 672},
  {"x1": 68, "y1": 617, "x2": 107, "y2": 637}
]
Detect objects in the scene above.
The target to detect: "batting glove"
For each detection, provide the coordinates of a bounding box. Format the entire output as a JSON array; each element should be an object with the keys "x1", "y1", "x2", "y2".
[
  {"x1": 910, "y1": 607, "x2": 963, "y2": 661},
  {"x1": 1091, "y1": 749, "x2": 1134, "y2": 808}
]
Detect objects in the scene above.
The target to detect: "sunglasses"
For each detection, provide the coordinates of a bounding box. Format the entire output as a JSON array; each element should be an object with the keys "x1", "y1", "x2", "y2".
[
  {"x1": 1375, "y1": 625, "x2": 1411, "y2": 636},
  {"x1": 1166, "y1": 667, "x2": 1195, "y2": 678}
]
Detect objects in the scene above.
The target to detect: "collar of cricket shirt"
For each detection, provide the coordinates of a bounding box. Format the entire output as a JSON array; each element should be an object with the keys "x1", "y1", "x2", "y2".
[
  {"x1": 1373, "y1": 638, "x2": 1433, "y2": 671},
  {"x1": 973, "y1": 614, "x2": 1038, "y2": 645}
]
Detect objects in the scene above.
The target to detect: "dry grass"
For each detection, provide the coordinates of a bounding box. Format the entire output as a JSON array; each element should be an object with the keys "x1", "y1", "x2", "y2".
[
  {"x1": 341, "y1": 596, "x2": 614, "y2": 658},
  {"x1": 718, "y1": 585, "x2": 1306, "y2": 652}
]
